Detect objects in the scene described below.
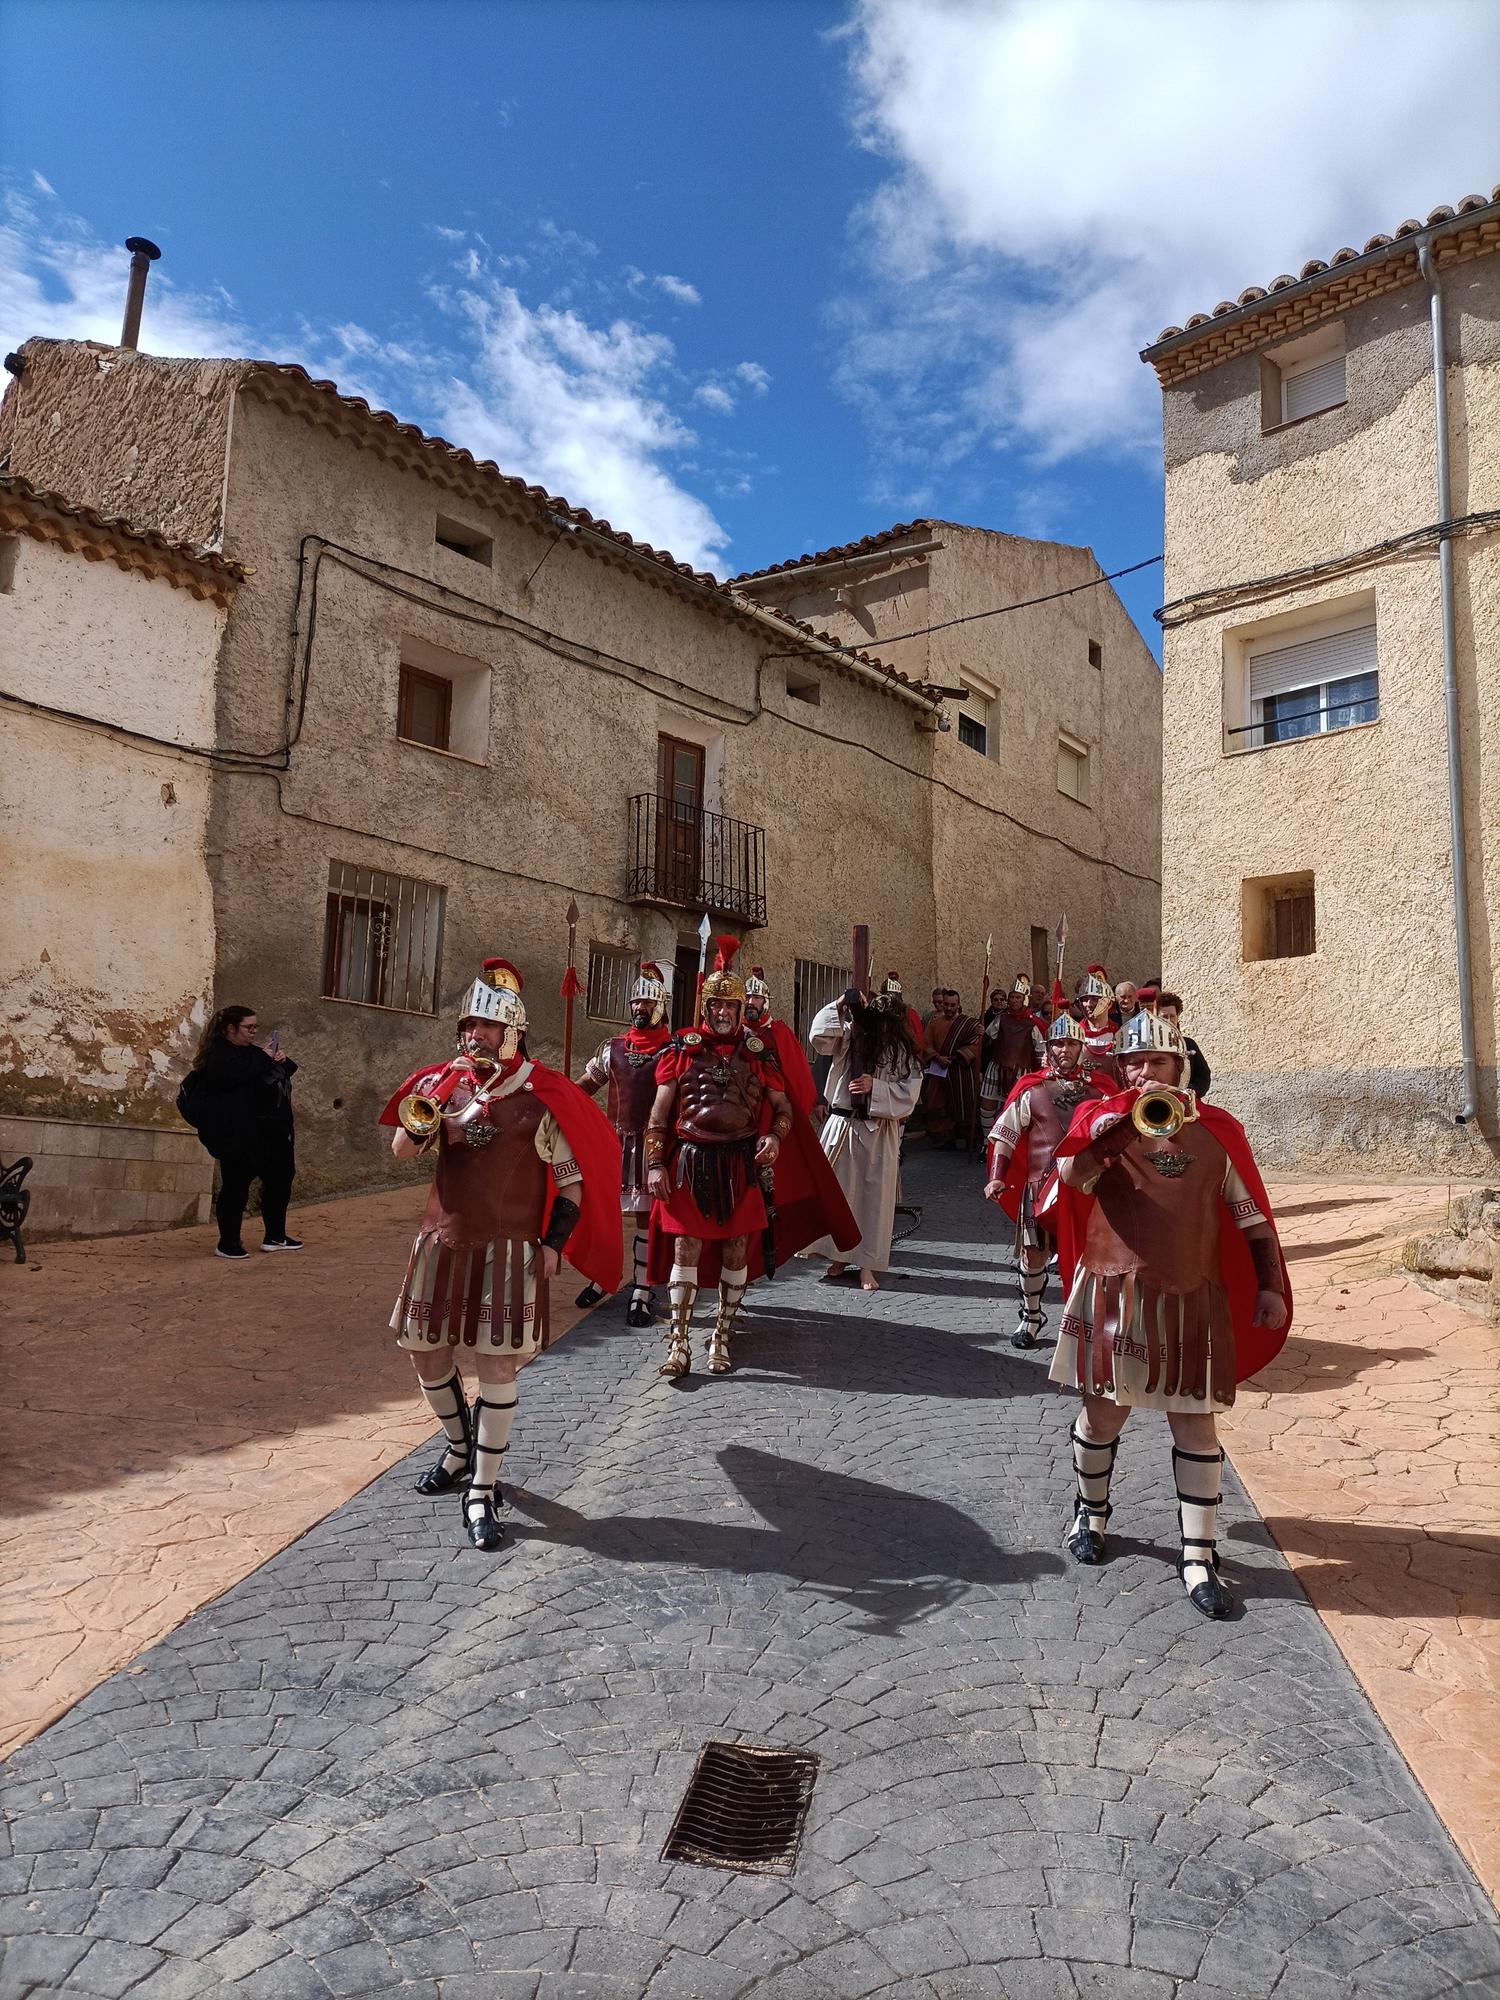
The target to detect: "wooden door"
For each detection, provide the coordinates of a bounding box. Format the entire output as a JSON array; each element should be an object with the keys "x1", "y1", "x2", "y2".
[{"x1": 656, "y1": 735, "x2": 705, "y2": 905}]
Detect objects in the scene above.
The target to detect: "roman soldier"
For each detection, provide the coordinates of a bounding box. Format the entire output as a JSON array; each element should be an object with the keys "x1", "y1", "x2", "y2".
[
  {"x1": 380, "y1": 959, "x2": 621, "y2": 1550},
  {"x1": 979, "y1": 973, "x2": 1046, "y2": 1136},
  {"x1": 644, "y1": 936, "x2": 858, "y2": 1378},
  {"x1": 575, "y1": 959, "x2": 673, "y2": 1326},
  {"x1": 742, "y1": 965, "x2": 818, "y2": 1118},
  {"x1": 983, "y1": 1014, "x2": 1108, "y2": 1348},
  {"x1": 1075, "y1": 965, "x2": 1119, "y2": 1081},
  {"x1": 1050, "y1": 1012, "x2": 1292, "y2": 1620}
]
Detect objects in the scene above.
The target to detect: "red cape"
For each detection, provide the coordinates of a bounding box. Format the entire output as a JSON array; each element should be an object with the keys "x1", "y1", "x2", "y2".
[
  {"x1": 986, "y1": 1069, "x2": 1117, "y2": 1223},
  {"x1": 646, "y1": 1077, "x2": 860, "y2": 1287},
  {"x1": 1053, "y1": 1092, "x2": 1293, "y2": 1384},
  {"x1": 758, "y1": 1016, "x2": 817, "y2": 1119},
  {"x1": 379, "y1": 1060, "x2": 623, "y2": 1294}
]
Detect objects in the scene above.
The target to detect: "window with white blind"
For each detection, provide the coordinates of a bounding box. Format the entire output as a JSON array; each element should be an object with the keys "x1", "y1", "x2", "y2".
[
  {"x1": 1244, "y1": 621, "x2": 1378, "y2": 747},
  {"x1": 1262, "y1": 323, "x2": 1346, "y2": 430},
  {"x1": 1057, "y1": 733, "x2": 1090, "y2": 804},
  {"x1": 322, "y1": 861, "x2": 445, "y2": 1013}
]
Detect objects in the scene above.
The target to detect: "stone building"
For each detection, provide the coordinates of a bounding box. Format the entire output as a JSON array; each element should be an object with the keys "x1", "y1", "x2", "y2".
[
  {"x1": 1141, "y1": 189, "x2": 1500, "y2": 1175},
  {"x1": 0, "y1": 473, "x2": 237, "y2": 1233},
  {"x1": 1, "y1": 336, "x2": 1160, "y2": 1214},
  {"x1": 733, "y1": 524, "x2": 1162, "y2": 999}
]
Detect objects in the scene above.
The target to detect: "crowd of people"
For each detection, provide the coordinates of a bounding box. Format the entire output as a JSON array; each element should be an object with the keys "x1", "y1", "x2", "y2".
[{"x1": 176, "y1": 946, "x2": 1285, "y2": 1619}]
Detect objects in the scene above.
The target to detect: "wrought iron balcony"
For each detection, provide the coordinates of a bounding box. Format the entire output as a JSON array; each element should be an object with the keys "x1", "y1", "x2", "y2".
[{"x1": 627, "y1": 794, "x2": 767, "y2": 928}]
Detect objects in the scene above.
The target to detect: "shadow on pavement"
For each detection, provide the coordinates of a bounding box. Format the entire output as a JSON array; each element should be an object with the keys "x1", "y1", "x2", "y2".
[
  {"x1": 1272, "y1": 1195, "x2": 1390, "y2": 1220},
  {"x1": 1229, "y1": 1517, "x2": 1500, "y2": 1622},
  {"x1": 1283, "y1": 1230, "x2": 1388, "y2": 1262},
  {"x1": 1259, "y1": 1332, "x2": 1431, "y2": 1391},
  {"x1": 729, "y1": 1306, "x2": 1047, "y2": 1398},
  {"x1": 509, "y1": 1443, "x2": 1065, "y2": 1636}
]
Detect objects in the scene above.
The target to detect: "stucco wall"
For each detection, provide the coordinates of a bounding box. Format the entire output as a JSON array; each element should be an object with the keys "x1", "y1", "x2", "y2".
[
  {"x1": 1159, "y1": 254, "x2": 1499, "y2": 1175},
  {"x1": 0, "y1": 537, "x2": 223, "y2": 1125},
  {"x1": 204, "y1": 391, "x2": 940, "y2": 1194},
  {"x1": 743, "y1": 525, "x2": 1163, "y2": 1003}
]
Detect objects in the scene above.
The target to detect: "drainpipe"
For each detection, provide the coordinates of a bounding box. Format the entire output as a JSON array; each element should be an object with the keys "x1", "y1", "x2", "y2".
[{"x1": 1418, "y1": 236, "x2": 1477, "y2": 1125}]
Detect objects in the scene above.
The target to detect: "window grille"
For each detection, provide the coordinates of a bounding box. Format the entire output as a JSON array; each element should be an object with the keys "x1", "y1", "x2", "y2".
[
  {"x1": 586, "y1": 942, "x2": 636, "y2": 1022},
  {"x1": 794, "y1": 957, "x2": 852, "y2": 1039},
  {"x1": 322, "y1": 861, "x2": 444, "y2": 1014},
  {"x1": 1245, "y1": 623, "x2": 1377, "y2": 745}
]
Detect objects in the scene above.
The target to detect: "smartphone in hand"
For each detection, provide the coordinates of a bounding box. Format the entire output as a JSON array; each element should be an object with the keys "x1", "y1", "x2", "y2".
[{"x1": 268, "y1": 1029, "x2": 281, "y2": 1056}]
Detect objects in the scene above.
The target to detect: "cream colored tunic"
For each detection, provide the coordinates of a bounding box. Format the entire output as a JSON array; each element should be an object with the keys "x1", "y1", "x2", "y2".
[{"x1": 799, "y1": 1001, "x2": 922, "y2": 1273}]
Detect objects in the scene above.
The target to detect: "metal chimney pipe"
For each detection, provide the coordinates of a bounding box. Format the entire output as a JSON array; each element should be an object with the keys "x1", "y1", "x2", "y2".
[{"x1": 119, "y1": 237, "x2": 162, "y2": 349}]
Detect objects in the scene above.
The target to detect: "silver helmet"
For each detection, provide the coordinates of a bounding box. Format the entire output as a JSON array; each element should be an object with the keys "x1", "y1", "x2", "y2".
[
  {"x1": 1077, "y1": 966, "x2": 1111, "y2": 1003},
  {"x1": 1046, "y1": 1013, "x2": 1086, "y2": 1068},
  {"x1": 1114, "y1": 1009, "x2": 1188, "y2": 1079}
]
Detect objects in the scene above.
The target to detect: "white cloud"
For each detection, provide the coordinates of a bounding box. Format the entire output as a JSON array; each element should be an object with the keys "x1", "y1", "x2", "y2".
[
  {"x1": 841, "y1": 0, "x2": 1500, "y2": 465},
  {"x1": 31, "y1": 171, "x2": 54, "y2": 196},
  {"x1": 734, "y1": 360, "x2": 770, "y2": 395},
  {"x1": 0, "y1": 187, "x2": 247, "y2": 362},
  {"x1": 694, "y1": 380, "x2": 737, "y2": 414},
  {"x1": 656, "y1": 273, "x2": 702, "y2": 305},
  {"x1": 0, "y1": 188, "x2": 732, "y2": 574}
]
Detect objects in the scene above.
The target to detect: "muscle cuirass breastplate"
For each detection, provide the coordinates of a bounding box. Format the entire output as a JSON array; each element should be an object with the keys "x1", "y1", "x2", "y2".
[
  {"x1": 674, "y1": 1045, "x2": 763, "y2": 1143},
  {"x1": 606, "y1": 1040, "x2": 661, "y2": 1136},
  {"x1": 426, "y1": 1091, "x2": 547, "y2": 1247},
  {"x1": 997, "y1": 1014, "x2": 1035, "y2": 1069},
  {"x1": 1025, "y1": 1076, "x2": 1100, "y2": 1179},
  {"x1": 1082, "y1": 1122, "x2": 1226, "y2": 1291}
]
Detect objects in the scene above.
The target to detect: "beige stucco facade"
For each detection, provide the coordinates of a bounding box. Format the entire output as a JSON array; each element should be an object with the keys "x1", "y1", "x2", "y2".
[
  {"x1": 1, "y1": 338, "x2": 1160, "y2": 1205},
  {"x1": 1145, "y1": 199, "x2": 1499, "y2": 1175}
]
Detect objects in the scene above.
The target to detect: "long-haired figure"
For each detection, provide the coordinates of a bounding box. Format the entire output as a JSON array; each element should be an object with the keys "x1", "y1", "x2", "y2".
[
  {"x1": 179, "y1": 1004, "x2": 299, "y2": 1260},
  {"x1": 800, "y1": 974, "x2": 923, "y2": 1291}
]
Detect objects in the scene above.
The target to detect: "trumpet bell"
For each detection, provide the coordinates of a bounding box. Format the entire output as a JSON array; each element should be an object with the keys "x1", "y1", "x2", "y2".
[
  {"x1": 398, "y1": 1092, "x2": 442, "y2": 1140},
  {"x1": 1131, "y1": 1088, "x2": 1197, "y2": 1140}
]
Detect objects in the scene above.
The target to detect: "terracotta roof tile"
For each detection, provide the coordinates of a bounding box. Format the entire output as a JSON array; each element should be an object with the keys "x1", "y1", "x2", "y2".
[
  {"x1": 1148, "y1": 187, "x2": 1500, "y2": 348},
  {"x1": 0, "y1": 471, "x2": 244, "y2": 604},
  {"x1": 726, "y1": 520, "x2": 938, "y2": 586}
]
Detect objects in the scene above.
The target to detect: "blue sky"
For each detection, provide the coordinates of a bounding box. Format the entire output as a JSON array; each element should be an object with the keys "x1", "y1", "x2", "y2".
[{"x1": 2, "y1": 0, "x2": 1496, "y2": 655}]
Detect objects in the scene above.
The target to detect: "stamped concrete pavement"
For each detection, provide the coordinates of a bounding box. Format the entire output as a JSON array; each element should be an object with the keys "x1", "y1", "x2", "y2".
[{"x1": 2, "y1": 1149, "x2": 1497, "y2": 1999}]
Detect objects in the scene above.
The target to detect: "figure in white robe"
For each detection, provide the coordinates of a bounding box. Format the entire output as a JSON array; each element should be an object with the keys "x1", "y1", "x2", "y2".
[{"x1": 799, "y1": 996, "x2": 922, "y2": 1289}]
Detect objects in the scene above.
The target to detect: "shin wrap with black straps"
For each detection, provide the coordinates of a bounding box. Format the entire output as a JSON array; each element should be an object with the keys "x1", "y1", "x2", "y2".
[
  {"x1": 419, "y1": 1372, "x2": 471, "y2": 1482},
  {"x1": 465, "y1": 1386, "x2": 519, "y2": 1523}
]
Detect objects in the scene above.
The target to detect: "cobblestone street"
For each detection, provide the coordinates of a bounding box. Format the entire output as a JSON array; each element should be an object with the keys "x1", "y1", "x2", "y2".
[{"x1": 3, "y1": 1149, "x2": 1498, "y2": 1999}]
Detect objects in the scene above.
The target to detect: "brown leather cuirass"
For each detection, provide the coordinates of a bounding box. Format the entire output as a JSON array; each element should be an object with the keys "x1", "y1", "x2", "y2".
[
  {"x1": 1083, "y1": 1122, "x2": 1226, "y2": 1292},
  {"x1": 673, "y1": 1042, "x2": 764, "y2": 1143},
  {"x1": 605, "y1": 1038, "x2": 662, "y2": 1137},
  {"x1": 423, "y1": 1089, "x2": 547, "y2": 1248},
  {"x1": 997, "y1": 1013, "x2": 1037, "y2": 1071},
  {"x1": 1026, "y1": 1076, "x2": 1102, "y2": 1182}
]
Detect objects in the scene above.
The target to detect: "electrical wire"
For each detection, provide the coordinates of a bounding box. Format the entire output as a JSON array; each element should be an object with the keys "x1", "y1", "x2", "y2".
[
  {"x1": 1156, "y1": 507, "x2": 1500, "y2": 628},
  {"x1": 757, "y1": 553, "x2": 1165, "y2": 663}
]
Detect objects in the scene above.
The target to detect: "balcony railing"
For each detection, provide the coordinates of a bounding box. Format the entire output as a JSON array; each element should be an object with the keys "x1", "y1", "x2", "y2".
[{"x1": 627, "y1": 794, "x2": 767, "y2": 929}]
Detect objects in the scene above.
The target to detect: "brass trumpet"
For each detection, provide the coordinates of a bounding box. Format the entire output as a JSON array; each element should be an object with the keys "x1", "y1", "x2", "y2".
[
  {"x1": 396, "y1": 1055, "x2": 500, "y2": 1143},
  {"x1": 1131, "y1": 1086, "x2": 1199, "y2": 1139}
]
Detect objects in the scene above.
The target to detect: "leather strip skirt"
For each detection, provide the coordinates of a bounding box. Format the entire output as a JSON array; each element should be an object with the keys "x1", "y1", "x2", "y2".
[
  {"x1": 1048, "y1": 1268, "x2": 1236, "y2": 1411},
  {"x1": 390, "y1": 1230, "x2": 549, "y2": 1357}
]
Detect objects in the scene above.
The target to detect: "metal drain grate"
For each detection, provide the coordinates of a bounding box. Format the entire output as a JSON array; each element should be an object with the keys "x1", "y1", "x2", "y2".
[{"x1": 661, "y1": 1741, "x2": 820, "y2": 1874}]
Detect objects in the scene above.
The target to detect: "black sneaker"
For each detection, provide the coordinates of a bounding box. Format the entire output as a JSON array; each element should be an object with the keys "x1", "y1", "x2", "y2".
[
  {"x1": 261, "y1": 1237, "x2": 304, "y2": 1252},
  {"x1": 215, "y1": 1244, "x2": 250, "y2": 1260}
]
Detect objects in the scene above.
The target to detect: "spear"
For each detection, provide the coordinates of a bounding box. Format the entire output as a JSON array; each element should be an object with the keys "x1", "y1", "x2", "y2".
[
  {"x1": 1052, "y1": 912, "x2": 1069, "y2": 1017},
  {"x1": 695, "y1": 912, "x2": 711, "y2": 1021},
  {"x1": 559, "y1": 896, "x2": 581, "y2": 1078},
  {"x1": 970, "y1": 934, "x2": 993, "y2": 1156}
]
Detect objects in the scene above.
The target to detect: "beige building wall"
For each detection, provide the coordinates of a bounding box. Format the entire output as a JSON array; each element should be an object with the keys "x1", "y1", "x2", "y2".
[
  {"x1": 1153, "y1": 237, "x2": 1498, "y2": 1175},
  {"x1": 735, "y1": 524, "x2": 1163, "y2": 1003},
  {"x1": 0, "y1": 532, "x2": 225, "y2": 1129}
]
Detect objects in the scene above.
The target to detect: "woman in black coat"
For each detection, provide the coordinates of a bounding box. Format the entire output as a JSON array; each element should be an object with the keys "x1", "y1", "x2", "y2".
[{"x1": 181, "y1": 1005, "x2": 300, "y2": 1259}]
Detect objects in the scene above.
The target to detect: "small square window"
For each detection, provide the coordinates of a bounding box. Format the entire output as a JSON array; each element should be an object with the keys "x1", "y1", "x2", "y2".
[
  {"x1": 1261, "y1": 325, "x2": 1346, "y2": 431},
  {"x1": 785, "y1": 668, "x2": 822, "y2": 707},
  {"x1": 1057, "y1": 734, "x2": 1089, "y2": 804},
  {"x1": 434, "y1": 514, "x2": 493, "y2": 565},
  {"x1": 1243, "y1": 873, "x2": 1316, "y2": 961},
  {"x1": 958, "y1": 712, "x2": 987, "y2": 755},
  {"x1": 397, "y1": 664, "x2": 453, "y2": 751},
  {"x1": 1087, "y1": 639, "x2": 1102, "y2": 670}
]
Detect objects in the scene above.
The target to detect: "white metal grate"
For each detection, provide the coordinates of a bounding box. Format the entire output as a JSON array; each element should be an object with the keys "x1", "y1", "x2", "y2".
[{"x1": 322, "y1": 860, "x2": 445, "y2": 1014}]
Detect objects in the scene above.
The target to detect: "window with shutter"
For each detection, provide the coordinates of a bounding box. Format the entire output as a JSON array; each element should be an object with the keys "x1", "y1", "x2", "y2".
[
  {"x1": 1281, "y1": 351, "x2": 1346, "y2": 423},
  {"x1": 1245, "y1": 622, "x2": 1377, "y2": 745}
]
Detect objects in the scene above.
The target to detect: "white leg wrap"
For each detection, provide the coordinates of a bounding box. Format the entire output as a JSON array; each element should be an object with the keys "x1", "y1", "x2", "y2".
[
  {"x1": 420, "y1": 1372, "x2": 470, "y2": 1477},
  {"x1": 465, "y1": 1387, "x2": 518, "y2": 1519},
  {"x1": 630, "y1": 1231, "x2": 651, "y2": 1305},
  {"x1": 1173, "y1": 1445, "x2": 1223, "y2": 1592},
  {"x1": 1072, "y1": 1426, "x2": 1117, "y2": 1535}
]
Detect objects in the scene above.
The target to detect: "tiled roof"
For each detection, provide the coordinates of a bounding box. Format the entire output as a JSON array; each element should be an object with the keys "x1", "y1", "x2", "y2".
[
  {"x1": 236, "y1": 361, "x2": 941, "y2": 705},
  {"x1": 0, "y1": 471, "x2": 244, "y2": 605},
  {"x1": 729, "y1": 521, "x2": 938, "y2": 586},
  {"x1": 1142, "y1": 189, "x2": 1500, "y2": 384}
]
